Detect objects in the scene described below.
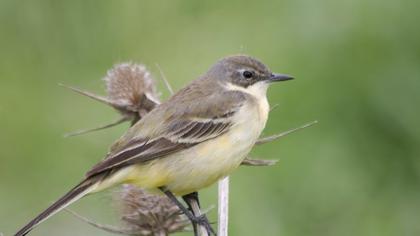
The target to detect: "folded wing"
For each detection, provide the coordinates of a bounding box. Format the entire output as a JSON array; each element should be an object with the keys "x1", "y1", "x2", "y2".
[{"x1": 86, "y1": 90, "x2": 246, "y2": 177}]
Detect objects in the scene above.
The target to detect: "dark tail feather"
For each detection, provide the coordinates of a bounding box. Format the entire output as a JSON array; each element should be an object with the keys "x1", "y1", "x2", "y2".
[{"x1": 15, "y1": 179, "x2": 96, "y2": 236}]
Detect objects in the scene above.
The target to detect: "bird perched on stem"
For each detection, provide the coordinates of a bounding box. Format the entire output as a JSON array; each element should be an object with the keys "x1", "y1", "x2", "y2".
[{"x1": 15, "y1": 55, "x2": 293, "y2": 236}]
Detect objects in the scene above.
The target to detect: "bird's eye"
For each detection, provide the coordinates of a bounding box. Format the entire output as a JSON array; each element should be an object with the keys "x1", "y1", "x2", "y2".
[{"x1": 242, "y1": 71, "x2": 253, "y2": 79}]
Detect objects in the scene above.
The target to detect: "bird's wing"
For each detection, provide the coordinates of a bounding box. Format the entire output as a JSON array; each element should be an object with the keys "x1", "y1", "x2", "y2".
[{"x1": 86, "y1": 89, "x2": 246, "y2": 177}]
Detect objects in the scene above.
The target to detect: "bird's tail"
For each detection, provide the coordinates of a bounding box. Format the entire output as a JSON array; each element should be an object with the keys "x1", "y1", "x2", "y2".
[{"x1": 14, "y1": 179, "x2": 97, "y2": 236}]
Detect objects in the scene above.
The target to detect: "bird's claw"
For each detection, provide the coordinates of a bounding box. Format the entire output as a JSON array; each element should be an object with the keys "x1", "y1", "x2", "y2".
[{"x1": 192, "y1": 214, "x2": 217, "y2": 236}]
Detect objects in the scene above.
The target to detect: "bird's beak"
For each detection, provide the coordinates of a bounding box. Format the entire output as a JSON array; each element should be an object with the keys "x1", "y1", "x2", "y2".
[{"x1": 268, "y1": 73, "x2": 294, "y2": 83}]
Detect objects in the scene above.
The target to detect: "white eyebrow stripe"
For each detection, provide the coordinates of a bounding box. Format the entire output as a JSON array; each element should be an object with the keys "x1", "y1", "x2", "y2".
[{"x1": 237, "y1": 68, "x2": 247, "y2": 73}]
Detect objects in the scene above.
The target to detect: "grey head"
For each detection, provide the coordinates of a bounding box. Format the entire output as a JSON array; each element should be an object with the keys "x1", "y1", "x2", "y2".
[{"x1": 205, "y1": 55, "x2": 293, "y2": 88}]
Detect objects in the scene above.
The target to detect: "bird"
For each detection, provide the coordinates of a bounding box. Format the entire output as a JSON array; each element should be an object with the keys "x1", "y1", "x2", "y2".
[{"x1": 14, "y1": 55, "x2": 293, "y2": 236}]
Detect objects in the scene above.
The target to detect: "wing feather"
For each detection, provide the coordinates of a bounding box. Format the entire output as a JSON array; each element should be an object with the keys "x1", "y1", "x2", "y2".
[{"x1": 85, "y1": 89, "x2": 246, "y2": 178}]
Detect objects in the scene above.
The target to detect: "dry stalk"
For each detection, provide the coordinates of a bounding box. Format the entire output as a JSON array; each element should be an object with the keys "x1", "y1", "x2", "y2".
[{"x1": 155, "y1": 64, "x2": 174, "y2": 95}]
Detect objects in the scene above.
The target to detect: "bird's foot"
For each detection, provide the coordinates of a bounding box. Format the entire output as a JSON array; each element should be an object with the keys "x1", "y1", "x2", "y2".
[{"x1": 191, "y1": 214, "x2": 216, "y2": 236}]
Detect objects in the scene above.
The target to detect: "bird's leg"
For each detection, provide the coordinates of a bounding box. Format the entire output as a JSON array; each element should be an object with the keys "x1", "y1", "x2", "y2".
[
  {"x1": 182, "y1": 193, "x2": 198, "y2": 235},
  {"x1": 159, "y1": 188, "x2": 216, "y2": 236},
  {"x1": 183, "y1": 192, "x2": 215, "y2": 236}
]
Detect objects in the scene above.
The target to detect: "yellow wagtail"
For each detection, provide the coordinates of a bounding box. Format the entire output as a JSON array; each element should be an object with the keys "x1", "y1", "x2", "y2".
[{"x1": 15, "y1": 55, "x2": 293, "y2": 236}]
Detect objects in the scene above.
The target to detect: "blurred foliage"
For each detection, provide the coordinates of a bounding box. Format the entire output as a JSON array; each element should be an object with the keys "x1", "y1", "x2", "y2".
[{"x1": 1, "y1": 0, "x2": 419, "y2": 236}]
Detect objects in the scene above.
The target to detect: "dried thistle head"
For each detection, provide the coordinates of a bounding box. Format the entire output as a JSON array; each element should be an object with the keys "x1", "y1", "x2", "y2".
[
  {"x1": 115, "y1": 184, "x2": 189, "y2": 236},
  {"x1": 62, "y1": 62, "x2": 163, "y2": 137},
  {"x1": 104, "y1": 63, "x2": 160, "y2": 120}
]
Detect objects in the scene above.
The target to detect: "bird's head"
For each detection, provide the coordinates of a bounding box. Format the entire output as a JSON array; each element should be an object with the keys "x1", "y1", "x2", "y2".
[{"x1": 207, "y1": 55, "x2": 293, "y2": 89}]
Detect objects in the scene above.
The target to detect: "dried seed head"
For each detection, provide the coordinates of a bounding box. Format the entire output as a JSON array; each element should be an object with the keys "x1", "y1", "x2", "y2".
[
  {"x1": 104, "y1": 63, "x2": 160, "y2": 117},
  {"x1": 115, "y1": 185, "x2": 189, "y2": 236}
]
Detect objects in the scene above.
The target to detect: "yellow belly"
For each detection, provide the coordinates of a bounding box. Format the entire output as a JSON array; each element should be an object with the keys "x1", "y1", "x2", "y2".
[{"x1": 125, "y1": 130, "x2": 254, "y2": 195}]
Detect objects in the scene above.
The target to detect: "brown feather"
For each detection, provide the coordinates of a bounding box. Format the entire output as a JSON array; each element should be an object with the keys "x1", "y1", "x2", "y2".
[{"x1": 14, "y1": 177, "x2": 101, "y2": 236}]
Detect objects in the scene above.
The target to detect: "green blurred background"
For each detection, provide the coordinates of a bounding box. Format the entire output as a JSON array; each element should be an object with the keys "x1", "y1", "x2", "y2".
[{"x1": 1, "y1": 1, "x2": 419, "y2": 235}]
